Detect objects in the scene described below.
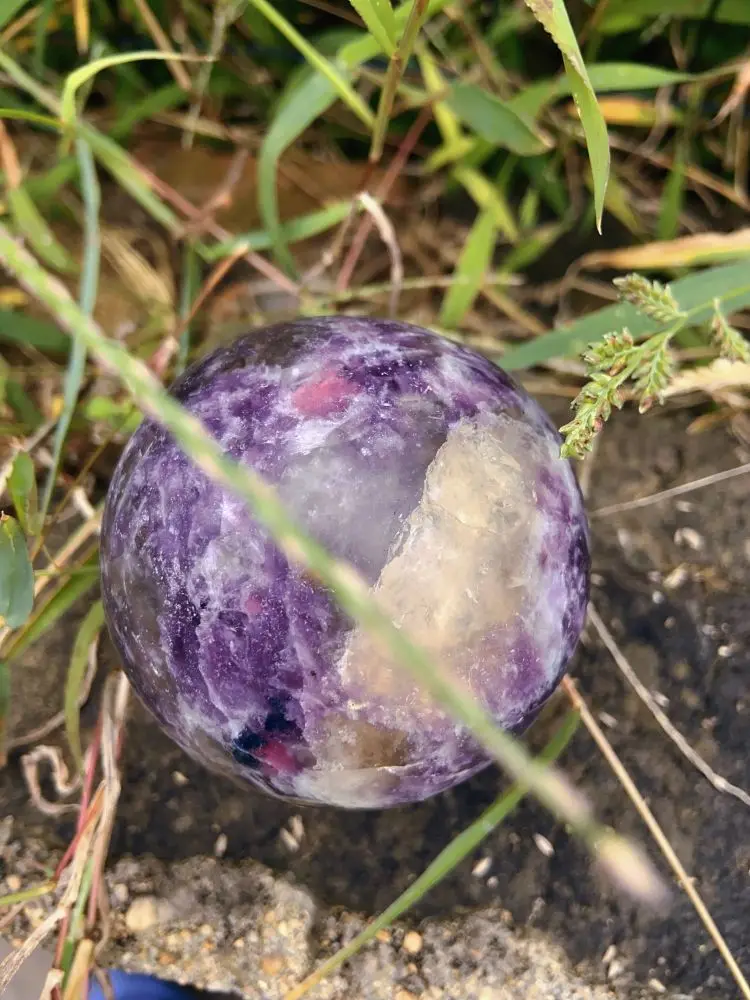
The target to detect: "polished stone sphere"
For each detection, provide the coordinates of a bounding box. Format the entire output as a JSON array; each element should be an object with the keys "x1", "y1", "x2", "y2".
[{"x1": 100, "y1": 317, "x2": 589, "y2": 808}]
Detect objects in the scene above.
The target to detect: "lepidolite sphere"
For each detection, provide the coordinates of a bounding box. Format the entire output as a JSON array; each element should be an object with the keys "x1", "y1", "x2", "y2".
[{"x1": 101, "y1": 317, "x2": 589, "y2": 808}]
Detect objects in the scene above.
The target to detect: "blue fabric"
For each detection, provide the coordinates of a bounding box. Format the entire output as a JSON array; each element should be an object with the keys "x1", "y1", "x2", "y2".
[{"x1": 88, "y1": 970, "x2": 198, "y2": 1000}]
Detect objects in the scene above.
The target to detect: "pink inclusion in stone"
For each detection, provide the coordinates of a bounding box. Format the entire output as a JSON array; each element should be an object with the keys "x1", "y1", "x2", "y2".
[{"x1": 100, "y1": 317, "x2": 590, "y2": 809}]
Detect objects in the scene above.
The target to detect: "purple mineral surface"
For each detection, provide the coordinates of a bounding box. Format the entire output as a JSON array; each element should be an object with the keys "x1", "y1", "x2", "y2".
[{"x1": 100, "y1": 317, "x2": 589, "y2": 808}]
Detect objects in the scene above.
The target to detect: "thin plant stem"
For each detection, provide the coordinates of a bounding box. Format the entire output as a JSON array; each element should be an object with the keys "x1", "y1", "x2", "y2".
[
  {"x1": 370, "y1": 0, "x2": 428, "y2": 163},
  {"x1": 591, "y1": 460, "x2": 750, "y2": 517},
  {"x1": 563, "y1": 676, "x2": 750, "y2": 1000},
  {"x1": 588, "y1": 604, "x2": 750, "y2": 808},
  {"x1": 284, "y1": 709, "x2": 580, "y2": 1000},
  {"x1": 37, "y1": 138, "x2": 101, "y2": 530},
  {"x1": 0, "y1": 223, "x2": 663, "y2": 906}
]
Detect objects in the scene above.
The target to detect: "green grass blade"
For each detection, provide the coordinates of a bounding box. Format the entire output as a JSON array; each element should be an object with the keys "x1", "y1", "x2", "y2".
[
  {"x1": 6, "y1": 187, "x2": 77, "y2": 273},
  {"x1": 0, "y1": 223, "x2": 664, "y2": 907},
  {"x1": 110, "y1": 82, "x2": 186, "y2": 140},
  {"x1": 0, "y1": 516, "x2": 34, "y2": 630},
  {"x1": 201, "y1": 200, "x2": 354, "y2": 261},
  {"x1": 447, "y1": 83, "x2": 550, "y2": 156},
  {"x1": 6, "y1": 380, "x2": 43, "y2": 430},
  {"x1": 0, "y1": 309, "x2": 69, "y2": 353},
  {"x1": 370, "y1": 0, "x2": 428, "y2": 162},
  {"x1": 60, "y1": 52, "x2": 200, "y2": 128},
  {"x1": 247, "y1": 0, "x2": 374, "y2": 128},
  {"x1": 258, "y1": 73, "x2": 340, "y2": 274},
  {"x1": 65, "y1": 599, "x2": 104, "y2": 772},
  {"x1": 657, "y1": 138, "x2": 687, "y2": 242},
  {"x1": 38, "y1": 139, "x2": 101, "y2": 525},
  {"x1": 4, "y1": 553, "x2": 99, "y2": 664},
  {"x1": 510, "y1": 63, "x2": 706, "y2": 120},
  {"x1": 83, "y1": 128, "x2": 178, "y2": 232},
  {"x1": 599, "y1": 0, "x2": 750, "y2": 32},
  {"x1": 347, "y1": 0, "x2": 397, "y2": 55},
  {"x1": 285, "y1": 710, "x2": 580, "y2": 1000},
  {"x1": 8, "y1": 453, "x2": 39, "y2": 538},
  {"x1": 0, "y1": 108, "x2": 62, "y2": 129},
  {"x1": 523, "y1": 0, "x2": 609, "y2": 230},
  {"x1": 177, "y1": 245, "x2": 200, "y2": 377},
  {"x1": 0, "y1": 0, "x2": 28, "y2": 29},
  {"x1": 453, "y1": 165, "x2": 519, "y2": 243},
  {"x1": 256, "y1": 0, "x2": 453, "y2": 269},
  {"x1": 500, "y1": 260, "x2": 750, "y2": 370},
  {"x1": 439, "y1": 208, "x2": 498, "y2": 328}
]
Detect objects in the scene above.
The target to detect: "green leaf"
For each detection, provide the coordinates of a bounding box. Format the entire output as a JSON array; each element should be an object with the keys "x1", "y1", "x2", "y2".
[
  {"x1": 440, "y1": 209, "x2": 498, "y2": 328},
  {"x1": 418, "y1": 44, "x2": 470, "y2": 170},
  {"x1": 0, "y1": 107, "x2": 62, "y2": 129},
  {"x1": 599, "y1": 0, "x2": 750, "y2": 32},
  {"x1": 453, "y1": 165, "x2": 518, "y2": 243},
  {"x1": 201, "y1": 200, "x2": 354, "y2": 261},
  {"x1": 347, "y1": 0, "x2": 397, "y2": 55},
  {"x1": 7, "y1": 186, "x2": 77, "y2": 273},
  {"x1": 0, "y1": 0, "x2": 29, "y2": 29},
  {"x1": 447, "y1": 83, "x2": 550, "y2": 156},
  {"x1": 500, "y1": 260, "x2": 750, "y2": 370},
  {"x1": 258, "y1": 73, "x2": 341, "y2": 274},
  {"x1": 0, "y1": 308, "x2": 69, "y2": 353},
  {"x1": 0, "y1": 516, "x2": 34, "y2": 629},
  {"x1": 8, "y1": 453, "x2": 39, "y2": 537},
  {"x1": 657, "y1": 137, "x2": 687, "y2": 242},
  {"x1": 4, "y1": 553, "x2": 99, "y2": 664},
  {"x1": 510, "y1": 63, "x2": 705, "y2": 120},
  {"x1": 110, "y1": 82, "x2": 186, "y2": 140},
  {"x1": 519, "y1": 0, "x2": 611, "y2": 228},
  {"x1": 6, "y1": 379, "x2": 43, "y2": 429},
  {"x1": 0, "y1": 880, "x2": 56, "y2": 909},
  {"x1": 83, "y1": 128, "x2": 177, "y2": 232},
  {"x1": 60, "y1": 52, "x2": 200, "y2": 129},
  {"x1": 257, "y1": 0, "x2": 453, "y2": 269},
  {"x1": 246, "y1": 0, "x2": 374, "y2": 128},
  {"x1": 65, "y1": 599, "x2": 104, "y2": 772}
]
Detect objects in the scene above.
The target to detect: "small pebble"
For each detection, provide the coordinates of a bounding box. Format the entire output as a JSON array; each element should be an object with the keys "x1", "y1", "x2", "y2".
[
  {"x1": 533, "y1": 833, "x2": 554, "y2": 857},
  {"x1": 279, "y1": 828, "x2": 299, "y2": 852},
  {"x1": 261, "y1": 955, "x2": 284, "y2": 975},
  {"x1": 664, "y1": 565, "x2": 689, "y2": 590},
  {"x1": 649, "y1": 979, "x2": 667, "y2": 994},
  {"x1": 674, "y1": 527, "x2": 703, "y2": 551},
  {"x1": 602, "y1": 944, "x2": 617, "y2": 966},
  {"x1": 402, "y1": 930, "x2": 423, "y2": 955},
  {"x1": 472, "y1": 856, "x2": 492, "y2": 878},
  {"x1": 125, "y1": 896, "x2": 175, "y2": 933},
  {"x1": 607, "y1": 958, "x2": 627, "y2": 981},
  {"x1": 5, "y1": 874, "x2": 22, "y2": 892},
  {"x1": 214, "y1": 833, "x2": 228, "y2": 857},
  {"x1": 172, "y1": 770, "x2": 189, "y2": 786},
  {"x1": 112, "y1": 883, "x2": 129, "y2": 905}
]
